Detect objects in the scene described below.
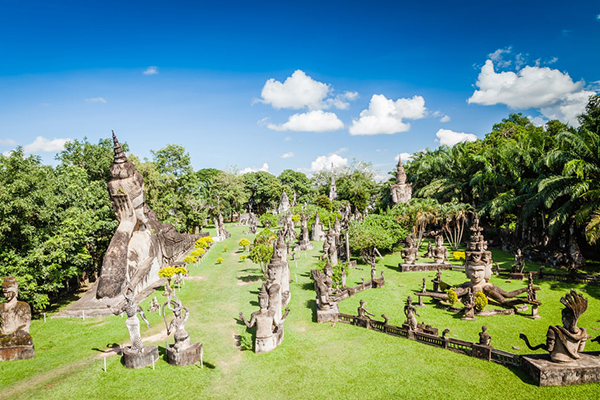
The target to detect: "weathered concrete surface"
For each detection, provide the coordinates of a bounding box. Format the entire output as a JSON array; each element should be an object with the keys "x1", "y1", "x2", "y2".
[
  {"x1": 399, "y1": 262, "x2": 455, "y2": 272},
  {"x1": 0, "y1": 344, "x2": 34, "y2": 361},
  {"x1": 166, "y1": 342, "x2": 202, "y2": 367},
  {"x1": 316, "y1": 302, "x2": 339, "y2": 323},
  {"x1": 122, "y1": 345, "x2": 159, "y2": 369},
  {"x1": 522, "y1": 352, "x2": 600, "y2": 386}
]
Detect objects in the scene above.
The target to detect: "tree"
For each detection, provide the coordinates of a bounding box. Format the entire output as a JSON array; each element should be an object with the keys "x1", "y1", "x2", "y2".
[
  {"x1": 151, "y1": 144, "x2": 193, "y2": 178},
  {"x1": 278, "y1": 169, "x2": 313, "y2": 204},
  {"x1": 578, "y1": 94, "x2": 600, "y2": 134},
  {"x1": 242, "y1": 171, "x2": 282, "y2": 214}
]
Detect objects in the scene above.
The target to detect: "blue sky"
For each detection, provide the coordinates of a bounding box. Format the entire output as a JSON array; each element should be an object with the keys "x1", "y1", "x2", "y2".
[{"x1": 1, "y1": 1, "x2": 599, "y2": 178}]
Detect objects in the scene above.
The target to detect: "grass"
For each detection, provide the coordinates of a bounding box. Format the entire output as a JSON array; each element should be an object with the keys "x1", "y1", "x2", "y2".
[{"x1": 2, "y1": 225, "x2": 600, "y2": 399}]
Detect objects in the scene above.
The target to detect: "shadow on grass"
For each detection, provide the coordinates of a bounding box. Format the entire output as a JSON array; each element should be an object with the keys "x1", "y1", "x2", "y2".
[
  {"x1": 238, "y1": 274, "x2": 263, "y2": 283},
  {"x1": 91, "y1": 343, "x2": 120, "y2": 353},
  {"x1": 306, "y1": 299, "x2": 317, "y2": 323}
]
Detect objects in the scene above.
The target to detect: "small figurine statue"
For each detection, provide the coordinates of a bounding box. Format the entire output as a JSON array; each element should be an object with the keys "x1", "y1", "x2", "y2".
[
  {"x1": 423, "y1": 241, "x2": 434, "y2": 259},
  {"x1": 357, "y1": 299, "x2": 375, "y2": 321},
  {"x1": 432, "y1": 269, "x2": 442, "y2": 292},
  {"x1": 527, "y1": 272, "x2": 539, "y2": 303},
  {"x1": 513, "y1": 248, "x2": 525, "y2": 273},
  {"x1": 240, "y1": 286, "x2": 290, "y2": 353},
  {"x1": 371, "y1": 264, "x2": 376, "y2": 282},
  {"x1": 432, "y1": 235, "x2": 448, "y2": 264},
  {"x1": 341, "y1": 265, "x2": 347, "y2": 288},
  {"x1": 462, "y1": 288, "x2": 476, "y2": 320},
  {"x1": 421, "y1": 277, "x2": 427, "y2": 293},
  {"x1": 148, "y1": 296, "x2": 160, "y2": 313},
  {"x1": 520, "y1": 290, "x2": 588, "y2": 363},
  {"x1": 404, "y1": 296, "x2": 420, "y2": 331},
  {"x1": 479, "y1": 326, "x2": 491, "y2": 346},
  {"x1": 0, "y1": 277, "x2": 34, "y2": 361}
]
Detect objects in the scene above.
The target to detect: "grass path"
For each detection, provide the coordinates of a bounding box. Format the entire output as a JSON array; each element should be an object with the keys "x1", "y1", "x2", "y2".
[{"x1": 2, "y1": 224, "x2": 600, "y2": 399}]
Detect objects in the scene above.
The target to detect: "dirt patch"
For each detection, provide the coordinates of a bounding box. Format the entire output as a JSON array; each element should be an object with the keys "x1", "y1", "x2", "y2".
[
  {"x1": 297, "y1": 327, "x2": 306, "y2": 332},
  {"x1": 90, "y1": 321, "x2": 107, "y2": 328},
  {"x1": 143, "y1": 329, "x2": 169, "y2": 343},
  {"x1": 95, "y1": 346, "x2": 121, "y2": 358},
  {"x1": 186, "y1": 276, "x2": 206, "y2": 281}
]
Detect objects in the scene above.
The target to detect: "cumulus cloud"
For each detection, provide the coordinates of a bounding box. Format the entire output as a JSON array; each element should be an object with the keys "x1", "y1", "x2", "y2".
[
  {"x1": 488, "y1": 47, "x2": 513, "y2": 68},
  {"x1": 0, "y1": 139, "x2": 17, "y2": 146},
  {"x1": 280, "y1": 152, "x2": 294, "y2": 159},
  {"x1": 85, "y1": 97, "x2": 107, "y2": 103},
  {"x1": 23, "y1": 136, "x2": 71, "y2": 153},
  {"x1": 258, "y1": 70, "x2": 356, "y2": 110},
  {"x1": 436, "y1": 129, "x2": 478, "y2": 147},
  {"x1": 298, "y1": 153, "x2": 348, "y2": 174},
  {"x1": 393, "y1": 152, "x2": 413, "y2": 162},
  {"x1": 468, "y1": 59, "x2": 595, "y2": 125},
  {"x1": 2, "y1": 150, "x2": 14, "y2": 157},
  {"x1": 143, "y1": 66, "x2": 159, "y2": 75},
  {"x1": 267, "y1": 110, "x2": 344, "y2": 132},
  {"x1": 240, "y1": 163, "x2": 269, "y2": 175},
  {"x1": 349, "y1": 94, "x2": 426, "y2": 135}
]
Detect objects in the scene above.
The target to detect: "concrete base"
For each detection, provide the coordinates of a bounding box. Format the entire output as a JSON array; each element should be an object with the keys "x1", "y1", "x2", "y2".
[
  {"x1": 316, "y1": 302, "x2": 340, "y2": 323},
  {"x1": 521, "y1": 352, "x2": 600, "y2": 386},
  {"x1": 122, "y1": 345, "x2": 159, "y2": 369},
  {"x1": 166, "y1": 342, "x2": 203, "y2": 367},
  {"x1": 0, "y1": 344, "x2": 35, "y2": 361},
  {"x1": 399, "y1": 262, "x2": 452, "y2": 272}
]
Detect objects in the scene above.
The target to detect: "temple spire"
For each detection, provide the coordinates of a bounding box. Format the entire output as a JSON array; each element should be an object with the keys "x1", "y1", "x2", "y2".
[{"x1": 329, "y1": 163, "x2": 337, "y2": 201}]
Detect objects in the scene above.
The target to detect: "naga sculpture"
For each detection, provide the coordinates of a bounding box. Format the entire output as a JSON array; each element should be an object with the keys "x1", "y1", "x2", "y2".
[{"x1": 520, "y1": 290, "x2": 588, "y2": 363}]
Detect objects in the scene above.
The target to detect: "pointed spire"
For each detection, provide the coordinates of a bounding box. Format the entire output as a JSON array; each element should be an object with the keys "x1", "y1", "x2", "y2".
[
  {"x1": 112, "y1": 130, "x2": 128, "y2": 165},
  {"x1": 396, "y1": 154, "x2": 406, "y2": 185}
]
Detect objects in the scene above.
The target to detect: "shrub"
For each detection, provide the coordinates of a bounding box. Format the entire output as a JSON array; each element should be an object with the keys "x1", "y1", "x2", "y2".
[
  {"x1": 159, "y1": 266, "x2": 188, "y2": 281},
  {"x1": 239, "y1": 238, "x2": 250, "y2": 251},
  {"x1": 292, "y1": 214, "x2": 301, "y2": 222},
  {"x1": 191, "y1": 248, "x2": 205, "y2": 258},
  {"x1": 223, "y1": 245, "x2": 228, "y2": 252},
  {"x1": 474, "y1": 291, "x2": 488, "y2": 312},
  {"x1": 195, "y1": 237, "x2": 208, "y2": 249},
  {"x1": 453, "y1": 251, "x2": 466, "y2": 261},
  {"x1": 182, "y1": 255, "x2": 197, "y2": 264},
  {"x1": 259, "y1": 213, "x2": 278, "y2": 228},
  {"x1": 216, "y1": 257, "x2": 224, "y2": 264},
  {"x1": 240, "y1": 255, "x2": 247, "y2": 261},
  {"x1": 254, "y1": 228, "x2": 277, "y2": 246},
  {"x1": 446, "y1": 289, "x2": 458, "y2": 305}
]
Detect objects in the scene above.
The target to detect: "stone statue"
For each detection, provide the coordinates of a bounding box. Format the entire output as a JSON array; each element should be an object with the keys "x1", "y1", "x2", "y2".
[
  {"x1": 423, "y1": 241, "x2": 434, "y2": 259},
  {"x1": 400, "y1": 235, "x2": 419, "y2": 264},
  {"x1": 274, "y1": 235, "x2": 291, "y2": 307},
  {"x1": 432, "y1": 235, "x2": 448, "y2": 263},
  {"x1": 162, "y1": 295, "x2": 190, "y2": 351},
  {"x1": 357, "y1": 299, "x2": 375, "y2": 320},
  {"x1": 108, "y1": 281, "x2": 150, "y2": 354},
  {"x1": 390, "y1": 155, "x2": 412, "y2": 204},
  {"x1": 148, "y1": 296, "x2": 160, "y2": 313},
  {"x1": 432, "y1": 269, "x2": 442, "y2": 292},
  {"x1": 311, "y1": 263, "x2": 335, "y2": 311},
  {"x1": 277, "y1": 191, "x2": 291, "y2": 214},
  {"x1": 329, "y1": 163, "x2": 337, "y2": 201},
  {"x1": 479, "y1": 326, "x2": 491, "y2": 346},
  {"x1": 0, "y1": 277, "x2": 34, "y2": 361},
  {"x1": 281, "y1": 210, "x2": 296, "y2": 243},
  {"x1": 404, "y1": 296, "x2": 420, "y2": 331},
  {"x1": 311, "y1": 211, "x2": 326, "y2": 241},
  {"x1": 240, "y1": 286, "x2": 290, "y2": 353},
  {"x1": 327, "y1": 232, "x2": 338, "y2": 266},
  {"x1": 520, "y1": 290, "x2": 588, "y2": 363},
  {"x1": 96, "y1": 132, "x2": 200, "y2": 300},
  {"x1": 453, "y1": 217, "x2": 539, "y2": 307},
  {"x1": 462, "y1": 288, "x2": 476, "y2": 320},
  {"x1": 513, "y1": 248, "x2": 525, "y2": 273},
  {"x1": 294, "y1": 214, "x2": 314, "y2": 251}
]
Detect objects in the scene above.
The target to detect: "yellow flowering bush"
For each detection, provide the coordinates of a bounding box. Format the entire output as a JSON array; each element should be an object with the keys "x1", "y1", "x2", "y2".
[{"x1": 453, "y1": 251, "x2": 466, "y2": 261}]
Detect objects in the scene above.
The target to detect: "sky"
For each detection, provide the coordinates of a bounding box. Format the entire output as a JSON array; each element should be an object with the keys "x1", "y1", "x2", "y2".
[{"x1": 1, "y1": 1, "x2": 599, "y2": 179}]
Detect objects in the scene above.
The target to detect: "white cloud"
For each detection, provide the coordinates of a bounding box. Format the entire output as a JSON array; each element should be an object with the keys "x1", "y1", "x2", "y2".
[
  {"x1": 280, "y1": 152, "x2": 294, "y2": 159},
  {"x1": 529, "y1": 116, "x2": 546, "y2": 127},
  {"x1": 0, "y1": 139, "x2": 17, "y2": 146},
  {"x1": 349, "y1": 94, "x2": 426, "y2": 135},
  {"x1": 258, "y1": 70, "x2": 356, "y2": 110},
  {"x1": 468, "y1": 59, "x2": 596, "y2": 125},
  {"x1": 335, "y1": 147, "x2": 348, "y2": 154},
  {"x1": 143, "y1": 66, "x2": 159, "y2": 75},
  {"x1": 596, "y1": 14, "x2": 600, "y2": 20},
  {"x1": 240, "y1": 163, "x2": 269, "y2": 175},
  {"x1": 440, "y1": 115, "x2": 451, "y2": 123},
  {"x1": 85, "y1": 97, "x2": 107, "y2": 103},
  {"x1": 488, "y1": 47, "x2": 513, "y2": 68},
  {"x1": 267, "y1": 110, "x2": 344, "y2": 132},
  {"x1": 284, "y1": 136, "x2": 292, "y2": 141},
  {"x1": 22, "y1": 137, "x2": 71, "y2": 153},
  {"x1": 298, "y1": 153, "x2": 348, "y2": 174},
  {"x1": 2, "y1": 150, "x2": 14, "y2": 157},
  {"x1": 393, "y1": 152, "x2": 413, "y2": 162},
  {"x1": 435, "y1": 129, "x2": 478, "y2": 147}
]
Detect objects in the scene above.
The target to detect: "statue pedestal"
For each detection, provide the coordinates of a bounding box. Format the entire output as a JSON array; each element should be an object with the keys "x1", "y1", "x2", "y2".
[
  {"x1": 0, "y1": 344, "x2": 35, "y2": 361},
  {"x1": 398, "y1": 262, "x2": 453, "y2": 272},
  {"x1": 316, "y1": 302, "x2": 339, "y2": 323},
  {"x1": 521, "y1": 352, "x2": 600, "y2": 386},
  {"x1": 122, "y1": 345, "x2": 159, "y2": 369},
  {"x1": 255, "y1": 335, "x2": 277, "y2": 354},
  {"x1": 508, "y1": 272, "x2": 525, "y2": 280},
  {"x1": 166, "y1": 343, "x2": 203, "y2": 367}
]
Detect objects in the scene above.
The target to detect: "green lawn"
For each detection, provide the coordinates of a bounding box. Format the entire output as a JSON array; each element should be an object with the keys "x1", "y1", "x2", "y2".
[{"x1": 2, "y1": 224, "x2": 600, "y2": 399}]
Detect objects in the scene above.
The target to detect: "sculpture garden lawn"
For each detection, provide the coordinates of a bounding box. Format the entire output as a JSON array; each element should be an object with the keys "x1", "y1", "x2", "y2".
[{"x1": 1, "y1": 224, "x2": 600, "y2": 399}]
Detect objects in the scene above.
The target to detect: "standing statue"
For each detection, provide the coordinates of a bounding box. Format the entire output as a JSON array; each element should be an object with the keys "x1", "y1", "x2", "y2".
[
  {"x1": 107, "y1": 280, "x2": 158, "y2": 368},
  {"x1": 162, "y1": 295, "x2": 203, "y2": 366},
  {"x1": 148, "y1": 296, "x2": 160, "y2": 313},
  {"x1": 108, "y1": 281, "x2": 150, "y2": 354},
  {"x1": 240, "y1": 286, "x2": 290, "y2": 353},
  {"x1": 520, "y1": 290, "x2": 588, "y2": 363},
  {"x1": 163, "y1": 296, "x2": 191, "y2": 351},
  {"x1": 479, "y1": 326, "x2": 491, "y2": 346},
  {"x1": 404, "y1": 296, "x2": 420, "y2": 331},
  {"x1": 0, "y1": 277, "x2": 34, "y2": 361},
  {"x1": 311, "y1": 263, "x2": 335, "y2": 311},
  {"x1": 423, "y1": 241, "x2": 434, "y2": 259}
]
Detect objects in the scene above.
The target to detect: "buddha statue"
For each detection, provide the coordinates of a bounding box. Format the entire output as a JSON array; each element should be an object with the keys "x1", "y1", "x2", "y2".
[
  {"x1": 0, "y1": 277, "x2": 34, "y2": 360},
  {"x1": 401, "y1": 235, "x2": 419, "y2": 264},
  {"x1": 432, "y1": 235, "x2": 448, "y2": 264}
]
